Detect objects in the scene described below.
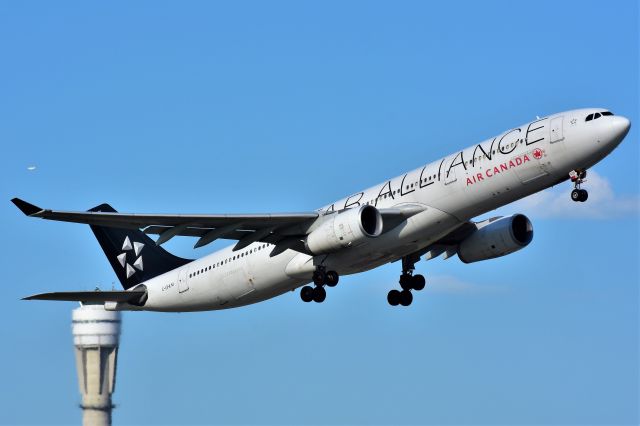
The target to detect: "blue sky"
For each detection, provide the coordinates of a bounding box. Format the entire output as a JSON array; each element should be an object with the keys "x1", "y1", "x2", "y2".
[{"x1": 0, "y1": 1, "x2": 638, "y2": 424}]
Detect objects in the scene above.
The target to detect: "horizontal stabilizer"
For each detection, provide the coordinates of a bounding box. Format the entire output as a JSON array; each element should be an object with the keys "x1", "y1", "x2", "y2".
[{"x1": 23, "y1": 290, "x2": 147, "y2": 304}]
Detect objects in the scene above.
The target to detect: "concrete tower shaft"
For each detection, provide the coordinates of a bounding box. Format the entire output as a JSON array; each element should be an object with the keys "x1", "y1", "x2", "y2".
[{"x1": 72, "y1": 304, "x2": 121, "y2": 426}]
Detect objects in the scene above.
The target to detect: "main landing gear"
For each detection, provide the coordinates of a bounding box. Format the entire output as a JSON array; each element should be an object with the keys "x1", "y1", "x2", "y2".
[
  {"x1": 570, "y1": 169, "x2": 589, "y2": 202},
  {"x1": 387, "y1": 255, "x2": 426, "y2": 307},
  {"x1": 300, "y1": 267, "x2": 339, "y2": 304}
]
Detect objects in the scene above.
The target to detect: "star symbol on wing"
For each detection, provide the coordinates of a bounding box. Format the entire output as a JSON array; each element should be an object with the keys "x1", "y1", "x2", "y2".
[{"x1": 117, "y1": 236, "x2": 144, "y2": 278}]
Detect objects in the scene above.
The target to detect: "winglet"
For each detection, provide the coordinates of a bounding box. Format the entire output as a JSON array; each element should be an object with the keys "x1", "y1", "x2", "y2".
[{"x1": 11, "y1": 198, "x2": 43, "y2": 216}]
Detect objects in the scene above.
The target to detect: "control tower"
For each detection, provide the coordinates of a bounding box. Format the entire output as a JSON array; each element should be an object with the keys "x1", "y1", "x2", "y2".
[{"x1": 71, "y1": 304, "x2": 121, "y2": 426}]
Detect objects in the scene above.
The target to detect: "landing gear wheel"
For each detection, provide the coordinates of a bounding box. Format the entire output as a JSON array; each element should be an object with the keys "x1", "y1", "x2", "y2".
[
  {"x1": 579, "y1": 189, "x2": 588, "y2": 202},
  {"x1": 312, "y1": 286, "x2": 326, "y2": 303},
  {"x1": 325, "y1": 271, "x2": 339, "y2": 287},
  {"x1": 399, "y1": 290, "x2": 413, "y2": 306},
  {"x1": 571, "y1": 189, "x2": 581, "y2": 202},
  {"x1": 399, "y1": 273, "x2": 413, "y2": 291},
  {"x1": 387, "y1": 289, "x2": 401, "y2": 306},
  {"x1": 411, "y1": 274, "x2": 426, "y2": 291},
  {"x1": 570, "y1": 169, "x2": 589, "y2": 203},
  {"x1": 389, "y1": 254, "x2": 425, "y2": 306},
  {"x1": 300, "y1": 286, "x2": 314, "y2": 303},
  {"x1": 312, "y1": 270, "x2": 326, "y2": 286}
]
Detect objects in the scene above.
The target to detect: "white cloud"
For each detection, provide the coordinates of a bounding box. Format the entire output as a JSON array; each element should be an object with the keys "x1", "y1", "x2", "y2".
[
  {"x1": 493, "y1": 170, "x2": 639, "y2": 220},
  {"x1": 424, "y1": 274, "x2": 507, "y2": 294}
]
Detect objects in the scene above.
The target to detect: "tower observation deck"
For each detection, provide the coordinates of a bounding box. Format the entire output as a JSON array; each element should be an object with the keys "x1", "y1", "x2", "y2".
[{"x1": 71, "y1": 304, "x2": 121, "y2": 426}]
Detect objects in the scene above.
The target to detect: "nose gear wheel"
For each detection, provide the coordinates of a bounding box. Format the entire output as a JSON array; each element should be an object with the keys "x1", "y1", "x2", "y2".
[{"x1": 569, "y1": 169, "x2": 589, "y2": 202}]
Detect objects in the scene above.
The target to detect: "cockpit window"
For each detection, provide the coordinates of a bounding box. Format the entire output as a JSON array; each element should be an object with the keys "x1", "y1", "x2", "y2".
[{"x1": 586, "y1": 111, "x2": 611, "y2": 122}]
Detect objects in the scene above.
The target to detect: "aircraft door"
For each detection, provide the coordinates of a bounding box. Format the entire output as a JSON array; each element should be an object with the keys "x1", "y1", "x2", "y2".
[
  {"x1": 550, "y1": 116, "x2": 564, "y2": 143},
  {"x1": 178, "y1": 268, "x2": 189, "y2": 293}
]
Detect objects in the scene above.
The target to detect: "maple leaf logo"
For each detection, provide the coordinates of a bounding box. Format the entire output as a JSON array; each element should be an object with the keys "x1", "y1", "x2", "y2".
[
  {"x1": 532, "y1": 148, "x2": 544, "y2": 160},
  {"x1": 116, "y1": 236, "x2": 144, "y2": 279}
]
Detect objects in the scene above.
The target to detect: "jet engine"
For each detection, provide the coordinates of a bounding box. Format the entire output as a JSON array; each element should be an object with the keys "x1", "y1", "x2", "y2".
[
  {"x1": 305, "y1": 205, "x2": 383, "y2": 255},
  {"x1": 457, "y1": 214, "x2": 533, "y2": 263}
]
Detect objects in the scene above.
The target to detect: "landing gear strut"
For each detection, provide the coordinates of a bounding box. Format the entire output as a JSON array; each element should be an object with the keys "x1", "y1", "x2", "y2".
[
  {"x1": 570, "y1": 169, "x2": 589, "y2": 202},
  {"x1": 388, "y1": 254, "x2": 426, "y2": 307},
  {"x1": 300, "y1": 266, "x2": 339, "y2": 304}
]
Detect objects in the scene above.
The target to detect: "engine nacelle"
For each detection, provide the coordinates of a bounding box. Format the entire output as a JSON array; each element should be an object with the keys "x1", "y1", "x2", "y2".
[
  {"x1": 457, "y1": 214, "x2": 533, "y2": 264},
  {"x1": 305, "y1": 205, "x2": 383, "y2": 255}
]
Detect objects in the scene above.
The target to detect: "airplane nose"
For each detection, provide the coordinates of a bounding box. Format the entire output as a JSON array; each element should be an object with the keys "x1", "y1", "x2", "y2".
[{"x1": 610, "y1": 115, "x2": 631, "y2": 141}]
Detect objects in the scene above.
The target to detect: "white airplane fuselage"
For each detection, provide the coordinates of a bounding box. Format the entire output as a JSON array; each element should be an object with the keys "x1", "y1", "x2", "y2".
[{"x1": 120, "y1": 108, "x2": 630, "y2": 312}]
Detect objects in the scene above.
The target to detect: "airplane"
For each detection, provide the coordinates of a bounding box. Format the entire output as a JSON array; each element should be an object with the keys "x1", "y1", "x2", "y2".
[{"x1": 12, "y1": 108, "x2": 630, "y2": 311}]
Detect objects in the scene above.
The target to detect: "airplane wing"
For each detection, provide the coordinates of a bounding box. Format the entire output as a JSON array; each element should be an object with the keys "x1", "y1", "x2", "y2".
[
  {"x1": 23, "y1": 290, "x2": 147, "y2": 304},
  {"x1": 12, "y1": 197, "x2": 320, "y2": 251},
  {"x1": 12, "y1": 198, "x2": 424, "y2": 253}
]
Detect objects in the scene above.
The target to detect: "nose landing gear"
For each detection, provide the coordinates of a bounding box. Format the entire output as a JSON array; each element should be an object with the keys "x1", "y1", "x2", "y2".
[
  {"x1": 570, "y1": 170, "x2": 589, "y2": 202},
  {"x1": 300, "y1": 267, "x2": 339, "y2": 304},
  {"x1": 387, "y1": 254, "x2": 426, "y2": 307}
]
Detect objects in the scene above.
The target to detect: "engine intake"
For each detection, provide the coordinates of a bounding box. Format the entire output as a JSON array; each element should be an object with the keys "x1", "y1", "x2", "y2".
[
  {"x1": 457, "y1": 214, "x2": 533, "y2": 263},
  {"x1": 305, "y1": 205, "x2": 383, "y2": 255}
]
